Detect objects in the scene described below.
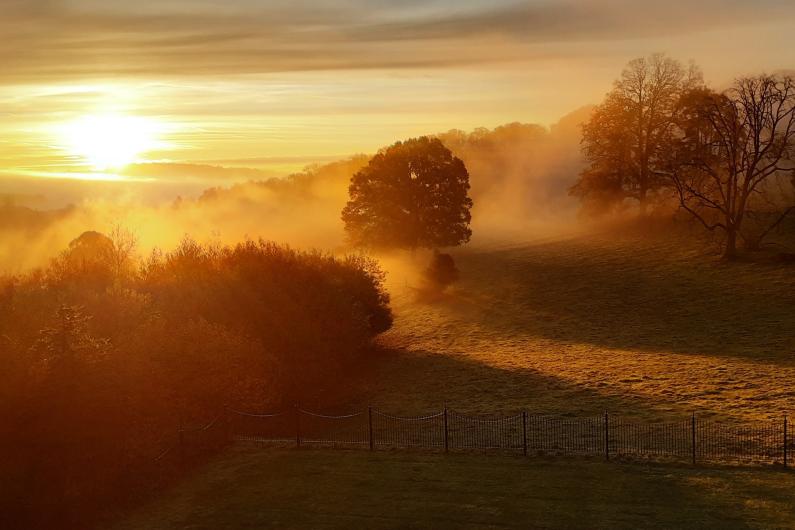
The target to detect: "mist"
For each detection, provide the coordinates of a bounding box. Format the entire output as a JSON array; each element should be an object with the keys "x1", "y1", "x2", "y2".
[{"x1": 0, "y1": 109, "x2": 591, "y2": 274}]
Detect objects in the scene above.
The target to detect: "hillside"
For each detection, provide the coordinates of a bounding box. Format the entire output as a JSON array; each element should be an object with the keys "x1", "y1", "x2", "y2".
[
  {"x1": 116, "y1": 231, "x2": 795, "y2": 529},
  {"x1": 370, "y1": 231, "x2": 795, "y2": 421}
]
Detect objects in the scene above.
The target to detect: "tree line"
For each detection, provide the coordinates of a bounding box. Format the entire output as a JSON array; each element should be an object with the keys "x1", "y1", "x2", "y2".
[{"x1": 571, "y1": 54, "x2": 795, "y2": 258}]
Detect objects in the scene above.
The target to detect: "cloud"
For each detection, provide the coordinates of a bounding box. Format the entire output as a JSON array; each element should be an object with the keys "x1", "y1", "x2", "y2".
[
  {"x1": 2, "y1": 0, "x2": 793, "y2": 84},
  {"x1": 347, "y1": 1, "x2": 795, "y2": 43},
  {"x1": 119, "y1": 162, "x2": 278, "y2": 181}
]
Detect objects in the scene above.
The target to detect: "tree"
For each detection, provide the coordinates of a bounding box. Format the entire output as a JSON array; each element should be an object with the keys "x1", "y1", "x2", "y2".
[
  {"x1": 341, "y1": 137, "x2": 473, "y2": 249},
  {"x1": 31, "y1": 304, "x2": 109, "y2": 371},
  {"x1": 670, "y1": 75, "x2": 795, "y2": 259},
  {"x1": 48, "y1": 227, "x2": 138, "y2": 290},
  {"x1": 571, "y1": 53, "x2": 702, "y2": 214}
]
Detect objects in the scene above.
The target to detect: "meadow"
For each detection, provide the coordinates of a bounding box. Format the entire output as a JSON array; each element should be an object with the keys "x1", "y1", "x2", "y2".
[
  {"x1": 369, "y1": 230, "x2": 795, "y2": 422},
  {"x1": 116, "y1": 229, "x2": 795, "y2": 529},
  {"x1": 116, "y1": 447, "x2": 795, "y2": 530}
]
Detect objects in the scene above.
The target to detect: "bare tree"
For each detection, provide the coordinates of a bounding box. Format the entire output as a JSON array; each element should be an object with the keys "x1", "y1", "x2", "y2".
[
  {"x1": 105, "y1": 224, "x2": 138, "y2": 279},
  {"x1": 670, "y1": 75, "x2": 795, "y2": 259},
  {"x1": 571, "y1": 53, "x2": 702, "y2": 214}
]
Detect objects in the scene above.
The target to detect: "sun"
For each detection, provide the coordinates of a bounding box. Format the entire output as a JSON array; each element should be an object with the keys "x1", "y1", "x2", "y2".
[{"x1": 58, "y1": 113, "x2": 163, "y2": 170}]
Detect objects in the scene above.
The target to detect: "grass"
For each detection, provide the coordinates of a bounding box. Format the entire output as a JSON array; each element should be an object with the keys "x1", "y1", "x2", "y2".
[
  {"x1": 367, "y1": 231, "x2": 795, "y2": 422},
  {"x1": 115, "y1": 230, "x2": 795, "y2": 529},
  {"x1": 116, "y1": 447, "x2": 795, "y2": 530}
]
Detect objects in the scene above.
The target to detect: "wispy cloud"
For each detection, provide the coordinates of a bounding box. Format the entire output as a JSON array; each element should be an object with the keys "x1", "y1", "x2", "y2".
[
  {"x1": 2, "y1": 0, "x2": 795, "y2": 194},
  {"x1": 3, "y1": 0, "x2": 794, "y2": 83}
]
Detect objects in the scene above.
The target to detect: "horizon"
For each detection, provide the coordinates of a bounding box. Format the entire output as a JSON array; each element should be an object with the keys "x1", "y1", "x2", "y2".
[{"x1": 2, "y1": 0, "x2": 795, "y2": 205}]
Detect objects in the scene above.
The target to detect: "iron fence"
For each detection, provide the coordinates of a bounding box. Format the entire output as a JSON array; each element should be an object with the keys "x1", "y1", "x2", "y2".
[{"x1": 170, "y1": 407, "x2": 791, "y2": 468}]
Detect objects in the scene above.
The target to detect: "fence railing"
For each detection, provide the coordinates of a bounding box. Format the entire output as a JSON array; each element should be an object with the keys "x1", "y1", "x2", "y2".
[{"x1": 171, "y1": 407, "x2": 791, "y2": 468}]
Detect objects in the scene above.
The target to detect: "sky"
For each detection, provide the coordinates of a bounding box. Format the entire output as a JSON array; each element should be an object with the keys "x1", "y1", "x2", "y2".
[{"x1": 2, "y1": 0, "x2": 795, "y2": 205}]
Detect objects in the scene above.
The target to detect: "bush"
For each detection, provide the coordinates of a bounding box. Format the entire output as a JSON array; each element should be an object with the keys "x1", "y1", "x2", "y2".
[
  {"x1": 423, "y1": 252, "x2": 460, "y2": 290},
  {"x1": 0, "y1": 235, "x2": 392, "y2": 529}
]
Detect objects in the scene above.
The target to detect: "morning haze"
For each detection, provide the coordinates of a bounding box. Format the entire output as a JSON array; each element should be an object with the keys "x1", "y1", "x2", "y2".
[{"x1": 2, "y1": 2, "x2": 795, "y2": 530}]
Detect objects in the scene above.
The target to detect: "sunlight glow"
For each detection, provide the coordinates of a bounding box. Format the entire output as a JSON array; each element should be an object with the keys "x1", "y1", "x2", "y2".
[{"x1": 57, "y1": 114, "x2": 165, "y2": 170}]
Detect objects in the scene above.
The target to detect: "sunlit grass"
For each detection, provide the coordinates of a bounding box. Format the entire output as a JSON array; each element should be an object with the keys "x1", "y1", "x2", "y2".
[
  {"x1": 371, "y1": 232, "x2": 795, "y2": 422},
  {"x1": 113, "y1": 232, "x2": 795, "y2": 529}
]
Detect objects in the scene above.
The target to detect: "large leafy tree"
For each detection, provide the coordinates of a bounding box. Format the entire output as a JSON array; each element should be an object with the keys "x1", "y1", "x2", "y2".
[
  {"x1": 342, "y1": 136, "x2": 473, "y2": 249},
  {"x1": 571, "y1": 53, "x2": 702, "y2": 214}
]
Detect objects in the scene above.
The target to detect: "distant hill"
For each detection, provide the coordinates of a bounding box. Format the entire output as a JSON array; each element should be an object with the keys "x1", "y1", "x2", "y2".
[{"x1": 0, "y1": 203, "x2": 74, "y2": 233}]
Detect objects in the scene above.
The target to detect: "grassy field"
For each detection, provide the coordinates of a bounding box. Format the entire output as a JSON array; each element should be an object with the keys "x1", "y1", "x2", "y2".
[
  {"x1": 367, "y1": 232, "x2": 795, "y2": 422},
  {"x1": 117, "y1": 447, "x2": 795, "y2": 530},
  {"x1": 116, "y1": 231, "x2": 795, "y2": 529}
]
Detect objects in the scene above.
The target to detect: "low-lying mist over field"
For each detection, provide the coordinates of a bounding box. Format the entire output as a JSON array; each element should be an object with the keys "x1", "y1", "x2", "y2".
[{"x1": 0, "y1": 108, "x2": 589, "y2": 273}]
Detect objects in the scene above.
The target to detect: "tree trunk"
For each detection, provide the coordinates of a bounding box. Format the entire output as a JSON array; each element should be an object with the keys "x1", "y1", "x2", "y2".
[
  {"x1": 723, "y1": 228, "x2": 738, "y2": 260},
  {"x1": 638, "y1": 187, "x2": 648, "y2": 216}
]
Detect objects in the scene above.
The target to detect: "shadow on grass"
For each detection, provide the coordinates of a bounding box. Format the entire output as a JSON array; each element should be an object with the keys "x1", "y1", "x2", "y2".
[
  {"x1": 114, "y1": 446, "x2": 795, "y2": 530},
  {"x1": 354, "y1": 346, "x2": 695, "y2": 420},
  {"x1": 443, "y1": 235, "x2": 795, "y2": 363}
]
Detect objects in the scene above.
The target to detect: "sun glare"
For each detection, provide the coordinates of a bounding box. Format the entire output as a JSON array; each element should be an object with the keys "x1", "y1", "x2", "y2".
[{"x1": 58, "y1": 114, "x2": 164, "y2": 170}]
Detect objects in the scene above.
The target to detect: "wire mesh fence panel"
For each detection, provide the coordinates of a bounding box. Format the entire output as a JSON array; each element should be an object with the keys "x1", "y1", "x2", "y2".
[
  {"x1": 219, "y1": 406, "x2": 790, "y2": 468},
  {"x1": 228, "y1": 409, "x2": 294, "y2": 444},
  {"x1": 609, "y1": 418, "x2": 691, "y2": 461},
  {"x1": 697, "y1": 420, "x2": 783, "y2": 464},
  {"x1": 527, "y1": 415, "x2": 603, "y2": 456},
  {"x1": 371, "y1": 410, "x2": 445, "y2": 449},
  {"x1": 298, "y1": 409, "x2": 369, "y2": 447},
  {"x1": 448, "y1": 411, "x2": 524, "y2": 452}
]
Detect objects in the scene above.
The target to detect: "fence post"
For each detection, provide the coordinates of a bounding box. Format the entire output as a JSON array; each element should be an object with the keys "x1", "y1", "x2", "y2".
[
  {"x1": 522, "y1": 411, "x2": 528, "y2": 457},
  {"x1": 368, "y1": 406, "x2": 374, "y2": 451},
  {"x1": 604, "y1": 412, "x2": 610, "y2": 461},
  {"x1": 295, "y1": 405, "x2": 301, "y2": 449},
  {"x1": 443, "y1": 408, "x2": 449, "y2": 453},
  {"x1": 784, "y1": 415, "x2": 788, "y2": 468},
  {"x1": 691, "y1": 412, "x2": 697, "y2": 466}
]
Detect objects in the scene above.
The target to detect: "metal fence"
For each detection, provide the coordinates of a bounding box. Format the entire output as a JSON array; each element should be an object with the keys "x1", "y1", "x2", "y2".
[{"x1": 173, "y1": 407, "x2": 791, "y2": 468}]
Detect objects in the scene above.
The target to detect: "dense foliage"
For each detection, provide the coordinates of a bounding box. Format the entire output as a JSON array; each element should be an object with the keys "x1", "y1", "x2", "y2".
[
  {"x1": 342, "y1": 137, "x2": 473, "y2": 249},
  {"x1": 0, "y1": 233, "x2": 391, "y2": 529}
]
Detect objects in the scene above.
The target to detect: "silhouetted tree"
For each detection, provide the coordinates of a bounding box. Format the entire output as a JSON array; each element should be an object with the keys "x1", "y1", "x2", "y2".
[
  {"x1": 66, "y1": 231, "x2": 114, "y2": 264},
  {"x1": 342, "y1": 137, "x2": 473, "y2": 249},
  {"x1": 670, "y1": 75, "x2": 795, "y2": 259},
  {"x1": 50, "y1": 228, "x2": 137, "y2": 287},
  {"x1": 571, "y1": 54, "x2": 702, "y2": 214}
]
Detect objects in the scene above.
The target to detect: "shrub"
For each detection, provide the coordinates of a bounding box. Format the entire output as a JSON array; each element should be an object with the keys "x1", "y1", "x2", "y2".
[
  {"x1": 423, "y1": 252, "x2": 460, "y2": 290},
  {"x1": 0, "y1": 235, "x2": 392, "y2": 528}
]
